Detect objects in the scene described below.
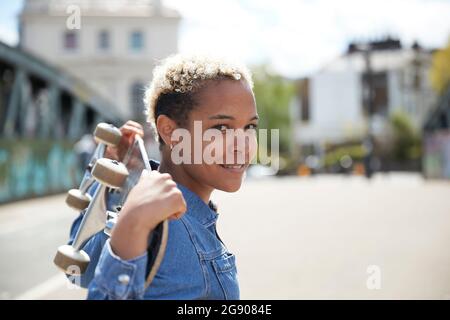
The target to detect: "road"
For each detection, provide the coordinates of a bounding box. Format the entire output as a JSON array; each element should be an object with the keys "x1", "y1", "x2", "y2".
[
  {"x1": 0, "y1": 193, "x2": 87, "y2": 299},
  {"x1": 1, "y1": 173, "x2": 450, "y2": 299}
]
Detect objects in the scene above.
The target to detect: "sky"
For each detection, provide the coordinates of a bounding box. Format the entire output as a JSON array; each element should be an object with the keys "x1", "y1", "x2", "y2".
[{"x1": 1, "y1": 0, "x2": 450, "y2": 78}]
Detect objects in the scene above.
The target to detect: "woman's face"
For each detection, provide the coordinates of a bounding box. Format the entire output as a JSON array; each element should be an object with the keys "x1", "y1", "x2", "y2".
[{"x1": 179, "y1": 79, "x2": 258, "y2": 192}]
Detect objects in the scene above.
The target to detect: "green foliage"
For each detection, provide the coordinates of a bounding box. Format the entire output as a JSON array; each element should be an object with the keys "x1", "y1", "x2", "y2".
[
  {"x1": 252, "y1": 66, "x2": 295, "y2": 156},
  {"x1": 389, "y1": 111, "x2": 422, "y2": 161},
  {"x1": 324, "y1": 145, "x2": 366, "y2": 167},
  {"x1": 430, "y1": 38, "x2": 450, "y2": 95}
]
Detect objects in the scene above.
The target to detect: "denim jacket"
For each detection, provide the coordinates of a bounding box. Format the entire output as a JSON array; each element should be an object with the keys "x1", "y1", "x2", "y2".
[{"x1": 67, "y1": 161, "x2": 239, "y2": 300}]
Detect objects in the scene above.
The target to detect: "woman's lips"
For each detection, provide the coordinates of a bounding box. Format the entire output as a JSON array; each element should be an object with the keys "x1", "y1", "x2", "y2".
[{"x1": 219, "y1": 163, "x2": 247, "y2": 174}]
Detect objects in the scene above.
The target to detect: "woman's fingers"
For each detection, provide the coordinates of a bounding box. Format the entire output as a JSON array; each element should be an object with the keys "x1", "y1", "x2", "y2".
[
  {"x1": 121, "y1": 124, "x2": 144, "y2": 139},
  {"x1": 120, "y1": 125, "x2": 144, "y2": 150},
  {"x1": 168, "y1": 196, "x2": 187, "y2": 220},
  {"x1": 168, "y1": 211, "x2": 184, "y2": 220},
  {"x1": 139, "y1": 168, "x2": 154, "y2": 181},
  {"x1": 119, "y1": 121, "x2": 144, "y2": 145},
  {"x1": 123, "y1": 120, "x2": 142, "y2": 130},
  {"x1": 138, "y1": 169, "x2": 187, "y2": 222},
  {"x1": 107, "y1": 121, "x2": 144, "y2": 161},
  {"x1": 121, "y1": 120, "x2": 144, "y2": 135}
]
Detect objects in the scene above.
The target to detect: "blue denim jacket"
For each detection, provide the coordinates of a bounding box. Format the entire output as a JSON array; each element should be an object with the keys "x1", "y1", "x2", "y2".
[{"x1": 67, "y1": 161, "x2": 239, "y2": 300}]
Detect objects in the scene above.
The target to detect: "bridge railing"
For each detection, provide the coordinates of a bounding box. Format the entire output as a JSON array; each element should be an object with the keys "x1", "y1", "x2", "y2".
[{"x1": 0, "y1": 41, "x2": 125, "y2": 204}]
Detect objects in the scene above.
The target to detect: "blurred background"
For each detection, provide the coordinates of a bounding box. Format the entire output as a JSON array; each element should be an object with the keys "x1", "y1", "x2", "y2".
[{"x1": 0, "y1": 0, "x2": 449, "y2": 299}]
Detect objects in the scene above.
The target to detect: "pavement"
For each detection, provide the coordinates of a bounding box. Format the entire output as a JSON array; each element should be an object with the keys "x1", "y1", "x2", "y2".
[{"x1": 1, "y1": 172, "x2": 450, "y2": 299}]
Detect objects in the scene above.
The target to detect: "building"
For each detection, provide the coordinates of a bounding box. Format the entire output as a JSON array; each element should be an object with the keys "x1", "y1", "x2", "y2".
[
  {"x1": 292, "y1": 38, "x2": 437, "y2": 166},
  {"x1": 19, "y1": 0, "x2": 180, "y2": 120}
]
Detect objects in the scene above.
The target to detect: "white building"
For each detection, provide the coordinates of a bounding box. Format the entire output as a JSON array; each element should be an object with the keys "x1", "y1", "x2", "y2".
[
  {"x1": 292, "y1": 39, "x2": 436, "y2": 153},
  {"x1": 19, "y1": 0, "x2": 180, "y2": 119}
]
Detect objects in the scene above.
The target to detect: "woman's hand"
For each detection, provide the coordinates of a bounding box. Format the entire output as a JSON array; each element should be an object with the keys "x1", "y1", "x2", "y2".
[
  {"x1": 104, "y1": 120, "x2": 144, "y2": 162},
  {"x1": 120, "y1": 170, "x2": 187, "y2": 228},
  {"x1": 110, "y1": 171, "x2": 187, "y2": 260}
]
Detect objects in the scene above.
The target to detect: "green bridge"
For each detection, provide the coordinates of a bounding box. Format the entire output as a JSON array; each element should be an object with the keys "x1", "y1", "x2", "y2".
[{"x1": 0, "y1": 40, "x2": 124, "y2": 203}]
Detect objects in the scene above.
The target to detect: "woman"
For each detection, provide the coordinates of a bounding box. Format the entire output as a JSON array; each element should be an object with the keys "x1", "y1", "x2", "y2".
[{"x1": 68, "y1": 54, "x2": 259, "y2": 299}]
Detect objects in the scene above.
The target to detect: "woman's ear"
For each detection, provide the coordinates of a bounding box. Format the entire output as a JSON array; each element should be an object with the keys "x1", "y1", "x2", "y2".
[{"x1": 156, "y1": 115, "x2": 178, "y2": 146}]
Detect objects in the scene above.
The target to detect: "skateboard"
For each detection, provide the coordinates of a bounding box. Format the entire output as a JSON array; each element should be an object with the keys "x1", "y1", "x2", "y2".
[{"x1": 54, "y1": 123, "x2": 168, "y2": 288}]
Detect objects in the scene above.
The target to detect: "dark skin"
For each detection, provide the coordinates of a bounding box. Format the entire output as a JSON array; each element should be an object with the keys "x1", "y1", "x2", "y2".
[
  {"x1": 108, "y1": 79, "x2": 258, "y2": 260},
  {"x1": 157, "y1": 79, "x2": 259, "y2": 202}
]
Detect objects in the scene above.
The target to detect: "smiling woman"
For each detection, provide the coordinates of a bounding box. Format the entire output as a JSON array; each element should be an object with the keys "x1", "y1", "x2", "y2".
[
  {"x1": 66, "y1": 54, "x2": 259, "y2": 300},
  {"x1": 145, "y1": 54, "x2": 259, "y2": 195}
]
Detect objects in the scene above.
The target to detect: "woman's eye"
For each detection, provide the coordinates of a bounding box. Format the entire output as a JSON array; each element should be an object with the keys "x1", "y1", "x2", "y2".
[
  {"x1": 246, "y1": 124, "x2": 258, "y2": 130},
  {"x1": 212, "y1": 124, "x2": 228, "y2": 132}
]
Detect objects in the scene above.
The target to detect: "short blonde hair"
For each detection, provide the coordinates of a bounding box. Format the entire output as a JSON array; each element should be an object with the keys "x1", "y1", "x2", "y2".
[{"x1": 143, "y1": 54, "x2": 253, "y2": 144}]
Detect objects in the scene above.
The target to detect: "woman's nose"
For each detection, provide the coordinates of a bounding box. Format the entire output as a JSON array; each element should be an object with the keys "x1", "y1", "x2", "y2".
[{"x1": 225, "y1": 132, "x2": 251, "y2": 163}]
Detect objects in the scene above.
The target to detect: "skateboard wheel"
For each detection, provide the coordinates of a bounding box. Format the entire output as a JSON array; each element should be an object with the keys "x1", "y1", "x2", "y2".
[
  {"x1": 65, "y1": 189, "x2": 91, "y2": 211},
  {"x1": 94, "y1": 123, "x2": 122, "y2": 147},
  {"x1": 92, "y1": 158, "x2": 129, "y2": 188},
  {"x1": 53, "y1": 245, "x2": 90, "y2": 275}
]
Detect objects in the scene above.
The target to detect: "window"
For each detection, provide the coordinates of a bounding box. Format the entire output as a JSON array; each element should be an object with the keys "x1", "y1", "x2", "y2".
[
  {"x1": 98, "y1": 30, "x2": 110, "y2": 50},
  {"x1": 64, "y1": 31, "x2": 78, "y2": 50},
  {"x1": 362, "y1": 72, "x2": 388, "y2": 116},
  {"x1": 130, "y1": 31, "x2": 144, "y2": 51}
]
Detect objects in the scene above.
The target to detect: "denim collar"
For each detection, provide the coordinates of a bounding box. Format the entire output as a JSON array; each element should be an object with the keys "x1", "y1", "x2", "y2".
[
  {"x1": 149, "y1": 159, "x2": 219, "y2": 226},
  {"x1": 176, "y1": 183, "x2": 219, "y2": 226}
]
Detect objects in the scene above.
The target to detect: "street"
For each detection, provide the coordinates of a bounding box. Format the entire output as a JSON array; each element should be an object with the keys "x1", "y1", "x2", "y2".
[{"x1": 1, "y1": 173, "x2": 450, "y2": 299}]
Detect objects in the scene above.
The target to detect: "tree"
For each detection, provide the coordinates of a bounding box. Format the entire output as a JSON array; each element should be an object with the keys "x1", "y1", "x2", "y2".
[
  {"x1": 430, "y1": 38, "x2": 450, "y2": 95},
  {"x1": 389, "y1": 111, "x2": 421, "y2": 162},
  {"x1": 251, "y1": 66, "x2": 295, "y2": 157}
]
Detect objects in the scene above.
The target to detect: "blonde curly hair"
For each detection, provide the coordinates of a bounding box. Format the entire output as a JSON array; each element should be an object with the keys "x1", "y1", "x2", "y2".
[{"x1": 143, "y1": 54, "x2": 253, "y2": 145}]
